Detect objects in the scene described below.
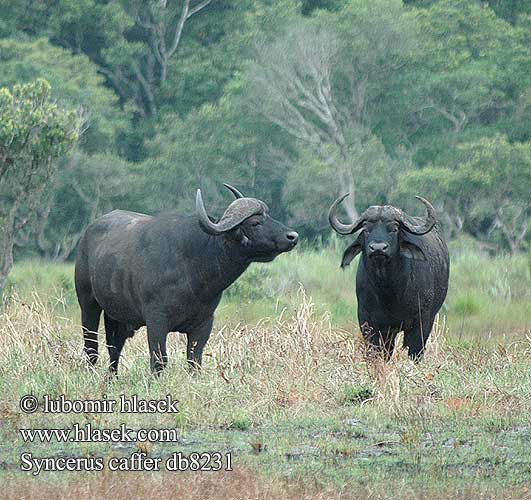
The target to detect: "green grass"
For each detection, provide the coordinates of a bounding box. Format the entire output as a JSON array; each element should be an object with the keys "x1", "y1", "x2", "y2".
[
  {"x1": 2, "y1": 244, "x2": 530, "y2": 498},
  {"x1": 0, "y1": 289, "x2": 530, "y2": 498},
  {"x1": 7, "y1": 239, "x2": 531, "y2": 340}
]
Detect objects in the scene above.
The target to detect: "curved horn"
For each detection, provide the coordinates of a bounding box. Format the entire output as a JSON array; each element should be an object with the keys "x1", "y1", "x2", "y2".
[
  {"x1": 223, "y1": 183, "x2": 245, "y2": 199},
  {"x1": 196, "y1": 189, "x2": 266, "y2": 236},
  {"x1": 328, "y1": 194, "x2": 365, "y2": 235},
  {"x1": 196, "y1": 189, "x2": 224, "y2": 235},
  {"x1": 399, "y1": 196, "x2": 437, "y2": 235}
]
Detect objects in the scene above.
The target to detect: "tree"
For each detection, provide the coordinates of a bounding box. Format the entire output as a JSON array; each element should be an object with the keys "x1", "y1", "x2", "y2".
[
  {"x1": 402, "y1": 0, "x2": 531, "y2": 166},
  {"x1": 397, "y1": 135, "x2": 531, "y2": 253},
  {"x1": 99, "y1": 0, "x2": 215, "y2": 118},
  {"x1": 487, "y1": 0, "x2": 531, "y2": 24},
  {"x1": 283, "y1": 138, "x2": 412, "y2": 235},
  {"x1": 301, "y1": 0, "x2": 347, "y2": 15},
  {"x1": 35, "y1": 151, "x2": 132, "y2": 261},
  {"x1": 245, "y1": 0, "x2": 417, "y2": 221},
  {"x1": 134, "y1": 99, "x2": 255, "y2": 215},
  {"x1": 0, "y1": 38, "x2": 132, "y2": 260},
  {"x1": 0, "y1": 79, "x2": 80, "y2": 294},
  {"x1": 0, "y1": 38, "x2": 123, "y2": 153}
]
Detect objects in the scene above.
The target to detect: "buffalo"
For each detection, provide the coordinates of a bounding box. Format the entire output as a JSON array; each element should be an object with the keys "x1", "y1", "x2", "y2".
[
  {"x1": 328, "y1": 196, "x2": 449, "y2": 360},
  {"x1": 75, "y1": 184, "x2": 298, "y2": 375}
]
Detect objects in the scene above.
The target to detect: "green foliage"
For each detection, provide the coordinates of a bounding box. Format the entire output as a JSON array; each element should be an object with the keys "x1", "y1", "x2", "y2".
[
  {"x1": 284, "y1": 137, "x2": 408, "y2": 234},
  {"x1": 37, "y1": 151, "x2": 134, "y2": 260},
  {"x1": 0, "y1": 38, "x2": 123, "y2": 152},
  {"x1": 342, "y1": 385, "x2": 374, "y2": 405},
  {"x1": 0, "y1": 78, "x2": 80, "y2": 291},
  {"x1": 404, "y1": 0, "x2": 531, "y2": 165},
  {"x1": 398, "y1": 135, "x2": 531, "y2": 251},
  {"x1": 0, "y1": 79, "x2": 79, "y2": 175},
  {"x1": 0, "y1": 0, "x2": 529, "y2": 257}
]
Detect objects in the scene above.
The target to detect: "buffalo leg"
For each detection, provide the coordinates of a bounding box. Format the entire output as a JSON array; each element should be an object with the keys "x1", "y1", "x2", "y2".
[
  {"x1": 360, "y1": 319, "x2": 397, "y2": 361},
  {"x1": 81, "y1": 298, "x2": 102, "y2": 366},
  {"x1": 104, "y1": 313, "x2": 131, "y2": 375},
  {"x1": 404, "y1": 317, "x2": 434, "y2": 361},
  {"x1": 146, "y1": 320, "x2": 169, "y2": 375},
  {"x1": 382, "y1": 331, "x2": 398, "y2": 361},
  {"x1": 186, "y1": 317, "x2": 214, "y2": 371}
]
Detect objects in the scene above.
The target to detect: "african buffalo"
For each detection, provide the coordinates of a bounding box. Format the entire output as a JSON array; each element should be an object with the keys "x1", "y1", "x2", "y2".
[
  {"x1": 75, "y1": 184, "x2": 298, "y2": 375},
  {"x1": 328, "y1": 196, "x2": 449, "y2": 360}
]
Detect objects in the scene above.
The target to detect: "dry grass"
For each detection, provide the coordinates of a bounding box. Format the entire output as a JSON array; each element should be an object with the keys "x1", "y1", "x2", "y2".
[
  {"x1": 3, "y1": 469, "x2": 530, "y2": 500},
  {"x1": 2, "y1": 468, "x2": 349, "y2": 500},
  {"x1": 1, "y1": 288, "x2": 530, "y2": 424},
  {"x1": 1, "y1": 288, "x2": 530, "y2": 498}
]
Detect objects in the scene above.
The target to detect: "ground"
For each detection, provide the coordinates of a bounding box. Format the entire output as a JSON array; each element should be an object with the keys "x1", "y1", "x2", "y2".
[{"x1": 1, "y1": 243, "x2": 530, "y2": 499}]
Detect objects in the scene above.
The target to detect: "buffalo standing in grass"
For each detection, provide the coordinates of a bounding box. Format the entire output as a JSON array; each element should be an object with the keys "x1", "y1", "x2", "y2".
[
  {"x1": 328, "y1": 196, "x2": 449, "y2": 360},
  {"x1": 75, "y1": 184, "x2": 298, "y2": 375}
]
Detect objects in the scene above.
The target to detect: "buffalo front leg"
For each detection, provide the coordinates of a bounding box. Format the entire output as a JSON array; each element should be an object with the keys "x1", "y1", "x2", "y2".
[
  {"x1": 146, "y1": 320, "x2": 169, "y2": 375},
  {"x1": 186, "y1": 317, "x2": 214, "y2": 371},
  {"x1": 403, "y1": 317, "x2": 434, "y2": 361},
  {"x1": 360, "y1": 319, "x2": 397, "y2": 361}
]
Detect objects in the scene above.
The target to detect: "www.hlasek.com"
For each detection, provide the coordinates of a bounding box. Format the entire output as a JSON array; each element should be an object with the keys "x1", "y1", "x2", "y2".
[{"x1": 18, "y1": 394, "x2": 233, "y2": 475}]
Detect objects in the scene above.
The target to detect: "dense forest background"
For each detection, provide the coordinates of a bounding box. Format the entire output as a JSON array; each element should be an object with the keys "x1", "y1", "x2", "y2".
[{"x1": 1, "y1": 0, "x2": 530, "y2": 268}]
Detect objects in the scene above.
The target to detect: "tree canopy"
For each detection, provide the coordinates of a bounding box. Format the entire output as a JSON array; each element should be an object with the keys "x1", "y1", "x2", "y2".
[
  {"x1": 0, "y1": 0, "x2": 529, "y2": 262},
  {"x1": 0, "y1": 78, "x2": 80, "y2": 292}
]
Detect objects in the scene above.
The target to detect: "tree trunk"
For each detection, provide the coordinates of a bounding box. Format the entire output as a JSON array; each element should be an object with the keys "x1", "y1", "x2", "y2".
[
  {"x1": 338, "y1": 166, "x2": 358, "y2": 222},
  {"x1": 337, "y1": 140, "x2": 358, "y2": 221},
  {"x1": 0, "y1": 225, "x2": 14, "y2": 299}
]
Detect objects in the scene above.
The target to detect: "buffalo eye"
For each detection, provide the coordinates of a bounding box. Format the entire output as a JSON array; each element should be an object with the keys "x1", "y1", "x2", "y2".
[{"x1": 249, "y1": 216, "x2": 262, "y2": 227}]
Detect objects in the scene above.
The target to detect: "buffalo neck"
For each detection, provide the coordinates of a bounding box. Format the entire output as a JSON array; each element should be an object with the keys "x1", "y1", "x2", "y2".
[
  {"x1": 191, "y1": 235, "x2": 250, "y2": 300},
  {"x1": 361, "y1": 253, "x2": 406, "y2": 291}
]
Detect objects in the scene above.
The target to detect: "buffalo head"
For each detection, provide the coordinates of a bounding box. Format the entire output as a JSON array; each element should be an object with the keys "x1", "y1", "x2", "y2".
[
  {"x1": 196, "y1": 184, "x2": 298, "y2": 262},
  {"x1": 328, "y1": 195, "x2": 437, "y2": 267}
]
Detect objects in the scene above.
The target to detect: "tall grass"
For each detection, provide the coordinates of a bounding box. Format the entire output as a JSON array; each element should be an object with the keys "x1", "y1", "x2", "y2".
[
  {"x1": 0, "y1": 287, "x2": 530, "y2": 497},
  {"x1": 7, "y1": 240, "x2": 531, "y2": 340},
  {"x1": 1, "y1": 286, "x2": 530, "y2": 427},
  {"x1": 1, "y1": 255, "x2": 531, "y2": 497}
]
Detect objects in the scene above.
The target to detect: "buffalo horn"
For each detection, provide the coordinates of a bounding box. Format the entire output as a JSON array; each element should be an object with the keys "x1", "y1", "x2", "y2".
[
  {"x1": 328, "y1": 193, "x2": 365, "y2": 235},
  {"x1": 399, "y1": 196, "x2": 437, "y2": 235},
  {"x1": 196, "y1": 189, "x2": 266, "y2": 236},
  {"x1": 223, "y1": 183, "x2": 245, "y2": 199}
]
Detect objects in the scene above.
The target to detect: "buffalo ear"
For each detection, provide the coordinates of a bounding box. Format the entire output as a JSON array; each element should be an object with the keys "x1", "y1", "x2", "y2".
[
  {"x1": 240, "y1": 233, "x2": 251, "y2": 247},
  {"x1": 236, "y1": 229, "x2": 251, "y2": 247},
  {"x1": 400, "y1": 238, "x2": 426, "y2": 260},
  {"x1": 341, "y1": 235, "x2": 363, "y2": 268},
  {"x1": 228, "y1": 227, "x2": 250, "y2": 247}
]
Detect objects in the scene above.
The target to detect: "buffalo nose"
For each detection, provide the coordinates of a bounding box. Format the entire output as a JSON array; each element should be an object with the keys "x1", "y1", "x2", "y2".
[
  {"x1": 369, "y1": 242, "x2": 388, "y2": 252},
  {"x1": 286, "y1": 231, "x2": 299, "y2": 244}
]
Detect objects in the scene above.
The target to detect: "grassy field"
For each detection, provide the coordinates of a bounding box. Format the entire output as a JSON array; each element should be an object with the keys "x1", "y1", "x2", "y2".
[
  {"x1": 1, "y1": 243, "x2": 530, "y2": 498},
  {"x1": 6, "y1": 238, "x2": 531, "y2": 338}
]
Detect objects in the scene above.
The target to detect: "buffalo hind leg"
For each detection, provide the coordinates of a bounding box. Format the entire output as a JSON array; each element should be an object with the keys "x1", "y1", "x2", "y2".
[
  {"x1": 146, "y1": 320, "x2": 169, "y2": 375},
  {"x1": 104, "y1": 313, "x2": 133, "y2": 376},
  {"x1": 187, "y1": 317, "x2": 214, "y2": 371},
  {"x1": 81, "y1": 298, "x2": 102, "y2": 366}
]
